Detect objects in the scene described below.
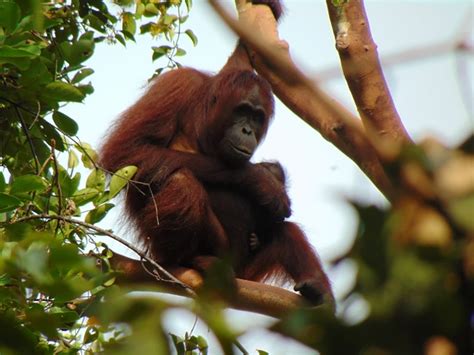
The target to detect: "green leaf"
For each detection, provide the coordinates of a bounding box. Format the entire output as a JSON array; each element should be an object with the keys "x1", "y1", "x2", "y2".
[
  {"x1": 140, "y1": 22, "x2": 153, "y2": 34},
  {"x1": 122, "y1": 12, "x2": 136, "y2": 35},
  {"x1": 185, "y1": 29, "x2": 198, "y2": 46},
  {"x1": 58, "y1": 41, "x2": 72, "y2": 61},
  {"x1": 0, "y1": 311, "x2": 39, "y2": 352},
  {"x1": 152, "y1": 45, "x2": 172, "y2": 61},
  {"x1": 195, "y1": 336, "x2": 209, "y2": 351},
  {"x1": 84, "y1": 14, "x2": 106, "y2": 33},
  {"x1": 4, "y1": 220, "x2": 32, "y2": 241},
  {"x1": 18, "y1": 242, "x2": 50, "y2": 283},
  {"x1": 72, "y1": 188, "x2": 99, "y2": 206},
  {"x1": 13, "y1": 15, "x2": 34, "y2": 33},
  {"x1": 175, "y1": 48, "x2": 186, "y2": 57},
  {"x1": 122, "y1": 30, "x2": 135, "y2": 42},
  {"x1": 448, "y1": 193, "x2": 474, "y2": 232},
  {"x1": 86, "y1": 169, "x2": 106, "y2": 192},
  {"x1": 144, "y1": 3, "x2": 159, "y2": 15},
  {"x1": 0, "y1": 172, "x2": 5, "y2": 192},
  {"x1": 109, "y1": 166, "x2": 137, "y2": 198},
  {"x1": 185, "y1": 0, "x2": 192, "y2": 12},
  {"x1": 94, "y1": 190, "x2": 111, "y2": 205},
  {"x1": 25, "y1": 304, "x2": 59, "y2": 339},
  {"x1": 43, "y1": 82, "x2": 85, "y2": 102},
  {"x1": 0, "y1": 56, "x2": 30, "y2": 70},
  {"x1": 0, "y1": 28, "x2": 4, "y2": 46},
  {"x1": 0, "y1": 273, "x2": 12, "y2": 286},
  {"x1": 72, "y1": 68, "x2": 94, "y2": 84},
  {"x1": 53, "y1": 111, "x2": 79, "y2": 136},
  {"x1": 49, "y1": 307, "x2": 80, "y2": 325},
  {"x1": 57, "y1": 169, "x2": 81, "y2": 197},
  {"x1": 68, "y1": 39, "x2": 95, "y2": 65},
  {"x1": 84, "y1": 326, "x2": 99, "y2": 344},
  {"x1": 85, "y1": 203, "x2": 114, "y2": 224},
  {"x1": 115, "y1": 0, "x2": 134, "y2": 6},
  {"x1": 18, "y1": 58, "x2": 52, "y2": 87},
  {"x1": 115, "y1": 33, "x2": 126, "y2": 46},
  {"x1": 0, "y1": 44, "x2": 41, "y2": 69},
  {"x1": 49, "y1": 244, "x2": 83, "y2": 269},
  {"x1": 10, "y1": 175, "x2": 48, "y2": 195},
  {"x1": 170, "y1": 333, "x2": 186, "y2": 355},
  {"x1": 43, "y1": 16, "x2": 62, "y2": 30},
  {"x1": 154, "y1": 67, "x2": 165, "y2": 77},
  {"x1": 77, "y1": 142, "x2": 98, "y2": 168},
  {"x1": 68, "y1": 150, "x2": 79, "y2": 169},
  {"x1": 152, "y1": 52, "x2": 164, "y2": 62},
  {"x1": 135, "y1": 3, "x2": 145, "y2": 18},
  {"x1": 38, "y1": 119, "x2": 67, "y2": 151},
  {"x1": 0, "y1": 193, "x2": 22, "y2": 212},
  {"x1": 77, "y1": 83, "x2": 95, "y2": 96},
  {"x1": 0, "y1": 44, "x2": 41, "y2": 58},
  {"x1": 0, "y1": 1, "x2": 21, "y2": 32},
  {"x1": 163, "y1": 14, "x2": 178, "y2": 26}
]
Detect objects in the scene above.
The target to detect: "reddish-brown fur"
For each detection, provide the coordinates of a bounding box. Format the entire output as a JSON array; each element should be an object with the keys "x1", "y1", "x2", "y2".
[{"x1": 100, "y1": 0, "x2": 333, "y2": 305}]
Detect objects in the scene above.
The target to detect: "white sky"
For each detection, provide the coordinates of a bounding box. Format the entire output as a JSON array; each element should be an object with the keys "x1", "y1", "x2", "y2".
[{"x1": 64, "y1": 1, "x2": 473, "y2": 353}]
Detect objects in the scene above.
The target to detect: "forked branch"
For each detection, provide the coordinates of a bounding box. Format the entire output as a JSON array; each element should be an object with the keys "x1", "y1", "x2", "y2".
[{"x1": 211, "y1": 0, "x2": 394, "y2": 199}]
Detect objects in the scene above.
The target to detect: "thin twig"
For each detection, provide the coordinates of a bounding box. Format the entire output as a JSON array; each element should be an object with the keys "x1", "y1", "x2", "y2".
[
  {"x1": 234, "y1": 340, "x2": 249, "y2": 355},
  {"x1": 50, "y1": 140, "x2": 63, "y2": 216},
  {"x1": 455, "y1": 46, "x2": 474, "y2": 117},
  {"x1": 28, "y1": 100, "x2": 42, "y2": 130},
  {"x1": 14, "y1": 105, "x2": 40, "y2": 174},
  {"x1": 11, "y1": 213, "x2": 196, "y2": 296}
]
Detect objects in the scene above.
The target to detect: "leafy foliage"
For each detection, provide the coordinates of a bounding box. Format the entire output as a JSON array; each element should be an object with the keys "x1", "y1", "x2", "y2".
[
  {"x1": 272, "y1": 137, "x2": 474, "y2": 354},
  {"x1": 0, "y1": 0, "x2": 206, "y2": 353}
]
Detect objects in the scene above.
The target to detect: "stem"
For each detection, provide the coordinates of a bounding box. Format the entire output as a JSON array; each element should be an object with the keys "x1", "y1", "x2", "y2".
[{"x1": 12, "y1": 213, "x2": 195, "y2": 296}]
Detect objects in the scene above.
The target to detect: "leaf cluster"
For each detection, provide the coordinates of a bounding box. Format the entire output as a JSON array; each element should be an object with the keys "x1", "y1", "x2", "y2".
[
  {"x1": 271, "y1": 136, "x2": 474, "y2": 354},
  {"x1": 0, "y1": 0, "x2": 201, "y2": 353}
]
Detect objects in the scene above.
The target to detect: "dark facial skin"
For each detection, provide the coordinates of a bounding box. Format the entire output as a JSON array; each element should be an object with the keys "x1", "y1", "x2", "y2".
[{"x1": 218, "y1": 89, "x2": 268, "y2": 165}]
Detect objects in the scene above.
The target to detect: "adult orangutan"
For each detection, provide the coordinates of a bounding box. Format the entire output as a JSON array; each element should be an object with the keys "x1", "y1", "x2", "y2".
[{"x1": 100, "y1": 0, "x2": 333, "y2": 305}]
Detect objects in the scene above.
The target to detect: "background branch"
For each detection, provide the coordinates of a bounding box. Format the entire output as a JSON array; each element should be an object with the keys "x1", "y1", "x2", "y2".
[{"x1": 315, "y1": 36, "x2": 472, "y2": 82}]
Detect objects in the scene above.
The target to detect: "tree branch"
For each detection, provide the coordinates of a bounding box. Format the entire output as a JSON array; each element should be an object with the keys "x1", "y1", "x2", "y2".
[
  {"x1": 12, "y1": 214, "x2": 195, "y2": 296},
  {"x1": 325, "y1": 0, "x2": 411, "y2": 145},
  {"x1": 11, "y1": 214, "x2": 308, "y2": 318},
  {"x1": 109, "y1": 253, "x2": 309, "y2": 318},
  {"x1": 315, "y1": 37, "x2": 471, "y2": 82}
]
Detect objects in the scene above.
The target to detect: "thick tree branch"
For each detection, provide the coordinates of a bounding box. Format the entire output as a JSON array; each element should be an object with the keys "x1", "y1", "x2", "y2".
[
  {"x1": 211, "y1": 0, "x2": 394, "y2": 199},
  {"x1": 325, "y1": 0, "x2": 411, "y2": 145},
  {"x1": 11, "y1": 214, "x2": 308, "y2": 318},
  {"x1": 110, "y1": 253, "x2": 308, "y2": 318}
]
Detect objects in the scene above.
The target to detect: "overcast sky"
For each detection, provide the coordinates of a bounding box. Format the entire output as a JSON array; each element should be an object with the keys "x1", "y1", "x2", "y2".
[{"x1": 64, "y1": 1, "x2": 473, "y2": 353}]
